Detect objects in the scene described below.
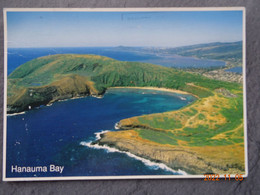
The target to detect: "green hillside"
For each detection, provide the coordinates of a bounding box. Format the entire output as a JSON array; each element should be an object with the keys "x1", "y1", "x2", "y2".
[
  {"x1": 7, "y1": 54, "x2": 245, "y2": 174},
  {"x1": 8, "y1": 54, "x2": 241, "y2": 113}
]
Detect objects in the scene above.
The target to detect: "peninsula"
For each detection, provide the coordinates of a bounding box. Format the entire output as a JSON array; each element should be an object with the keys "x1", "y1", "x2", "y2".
[{"x1": 7, "y1": 54, "x2": 245, "y2": 175}]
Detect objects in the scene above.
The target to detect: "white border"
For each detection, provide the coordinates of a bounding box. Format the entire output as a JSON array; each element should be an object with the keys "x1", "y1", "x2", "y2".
[
  {"x1": 2, "y1": 7, "x2": 247, "y2": 181},
  {"x1": 3, "y1": 8, "x2": 8, "y2": 181},
  {"x1": 242, "y1": 8, "x2": 248, "y2": 178}
]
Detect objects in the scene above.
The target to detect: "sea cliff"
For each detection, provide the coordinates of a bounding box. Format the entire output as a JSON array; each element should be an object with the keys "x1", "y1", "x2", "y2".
[
  {"x1": 7, "y1": 54, "x2": 245, "y2": 175},
  {"x1": 95, "y1": 87, "x2": 245, "y2": 175}
]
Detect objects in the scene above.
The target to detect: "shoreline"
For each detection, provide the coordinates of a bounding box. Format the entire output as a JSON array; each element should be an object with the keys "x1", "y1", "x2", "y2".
[
  {"x1": 81, "y1": 130, "x2": 187, "y2": 176},
  {"x1": 7, "y1": 111, "x2": 26, "y2": 116},
  {"x1": 8, "y1": 86, "x2": 194, "y2": 115},
  {"x1": 110, "y1": 86, "x2": 195, "y2": 97},
  {"x1": 7, "y1": 93, "x2": 104, "y2": 115}
]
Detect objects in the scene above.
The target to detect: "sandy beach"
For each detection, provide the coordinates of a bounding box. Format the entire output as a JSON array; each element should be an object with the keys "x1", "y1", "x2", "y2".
[{"x1": 110, "y1": 86, "x2": 195, "y2": 96}]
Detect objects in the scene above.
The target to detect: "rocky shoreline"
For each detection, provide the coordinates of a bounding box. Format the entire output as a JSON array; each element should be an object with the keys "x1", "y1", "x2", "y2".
[
  {"x1": 96, "y1": 132, "x2": 206, "y2": 175},
  {"x1": 7, "y1": 91, "x2": 104, "y2": 114},
  {"x1": 7, "y1": 75, "x2": 105, "y2": 114},
  {"x1": 96, "y1": 130, "x2": 245, "y2": 175},
  {"x1": 83, "y1": 131, "x2": 187, "y2": 175}
]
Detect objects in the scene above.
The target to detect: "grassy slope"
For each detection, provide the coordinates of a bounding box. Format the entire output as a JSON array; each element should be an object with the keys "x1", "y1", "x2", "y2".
[
  {"x1": 117, "y1": 83, "x2": 244, "y2": 173},
  {"x1": 8, "y1": 54, "x2": 245, "y2": 174},
  {"x1": 8, "y1": 54, "x2": 227, "y2": 110}
]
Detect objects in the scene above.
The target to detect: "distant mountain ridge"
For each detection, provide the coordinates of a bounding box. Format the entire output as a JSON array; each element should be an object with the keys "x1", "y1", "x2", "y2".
[
  {"x1": 114, "y1": 41, "x2": 242, "y2": 64},
  {"x1": 171, "y1": 41, "x2": 242, "y2": 61},
  {"x1": 7, "y1": 54, "x2": 245, "y2": 175},
  {"x1": 7, "y1": 54, "x2": 240, "y2": 113}
]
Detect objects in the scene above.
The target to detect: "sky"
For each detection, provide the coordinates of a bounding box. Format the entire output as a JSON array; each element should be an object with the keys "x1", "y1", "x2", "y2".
[{"x1": 7, "y1": 10, "x2": 243, "y2": 48}]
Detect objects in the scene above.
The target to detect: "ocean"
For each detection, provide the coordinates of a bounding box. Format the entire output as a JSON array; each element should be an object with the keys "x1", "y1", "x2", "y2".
[
  {"x1": 6, "y1": 47, "x2": 204, "y2": 178},
  {"x1": 7, "y1": 47, "x2": 226, "y2": 75},
  {"x1": 6, "y1": 88, "x2": 196, "y2": 178},
  {"x1": 225, "y1": 67, "x2": 242, "y2": 74}
]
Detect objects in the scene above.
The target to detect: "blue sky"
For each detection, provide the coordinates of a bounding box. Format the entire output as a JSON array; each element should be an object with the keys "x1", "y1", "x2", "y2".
[{"x1": 7, "y1": 11, "x2": 243, "y2": 48}]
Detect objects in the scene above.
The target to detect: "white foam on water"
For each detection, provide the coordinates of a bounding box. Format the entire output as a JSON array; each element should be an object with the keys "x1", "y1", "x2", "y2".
[
  {"x1": 71, "y1": 96, "x2": 83, "y2": 100},
  {"x1": 114, "y1": 122, "x2": 120, "y2": 130},
  {"x1": 7, "y1": 111, "x2": 26, "y2": 116},
  {"x1": 180, "y1": 96, "x2": 186, "y2": 101},
  {"x1": 92, "y1": 95, "x2": 103, "y2": 99},
  {"x1": 58, "y1": 99, "x2": 69, "y2": 102},
  {"x1": 80, "y1": 131, "x2": 187, "y2": 175},
  {"x1": 7, "y1": 94, "x2": 104, "y2": 117},
  {"x1": 94, "y1": 130, "x2": 110, "y2": 140}
]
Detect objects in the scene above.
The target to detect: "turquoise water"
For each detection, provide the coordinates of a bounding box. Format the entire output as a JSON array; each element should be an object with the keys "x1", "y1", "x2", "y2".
[{"x1": 6, "y1": 88, "x2": 196, "y2": 178}]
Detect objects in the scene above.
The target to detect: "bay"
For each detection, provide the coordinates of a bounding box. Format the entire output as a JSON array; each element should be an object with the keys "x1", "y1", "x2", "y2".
[
  {"x1": 7, "y1": 47, "x2": 225, "y2": 75},
  {"x1": 225, "y1": 67, "x2": 242, "y2": 74},
  {"x1": 6, "y1": 88, "x2": 196, "y2": 178}
]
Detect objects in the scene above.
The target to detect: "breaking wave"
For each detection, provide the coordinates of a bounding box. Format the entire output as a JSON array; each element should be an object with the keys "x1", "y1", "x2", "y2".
[{"x1": 80, "y1": 130, "x2": 187, "y2": 175}]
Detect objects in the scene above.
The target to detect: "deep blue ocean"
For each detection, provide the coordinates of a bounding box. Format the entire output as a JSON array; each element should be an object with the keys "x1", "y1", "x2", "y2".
[
  {"x1": 7, "y1": 88, "x2": 196, "y2": 178},
  {"x1": 7, "y1": 47, "x2": 226, "y2": 75},
  {"x1": 6, "y1": 47, "x2": 202, "y2": 178}
]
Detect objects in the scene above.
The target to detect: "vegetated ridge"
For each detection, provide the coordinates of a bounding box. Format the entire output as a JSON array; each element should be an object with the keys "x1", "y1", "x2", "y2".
[{"x1": 7, "y1": 54, "x2": 245, "y2": 175}]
